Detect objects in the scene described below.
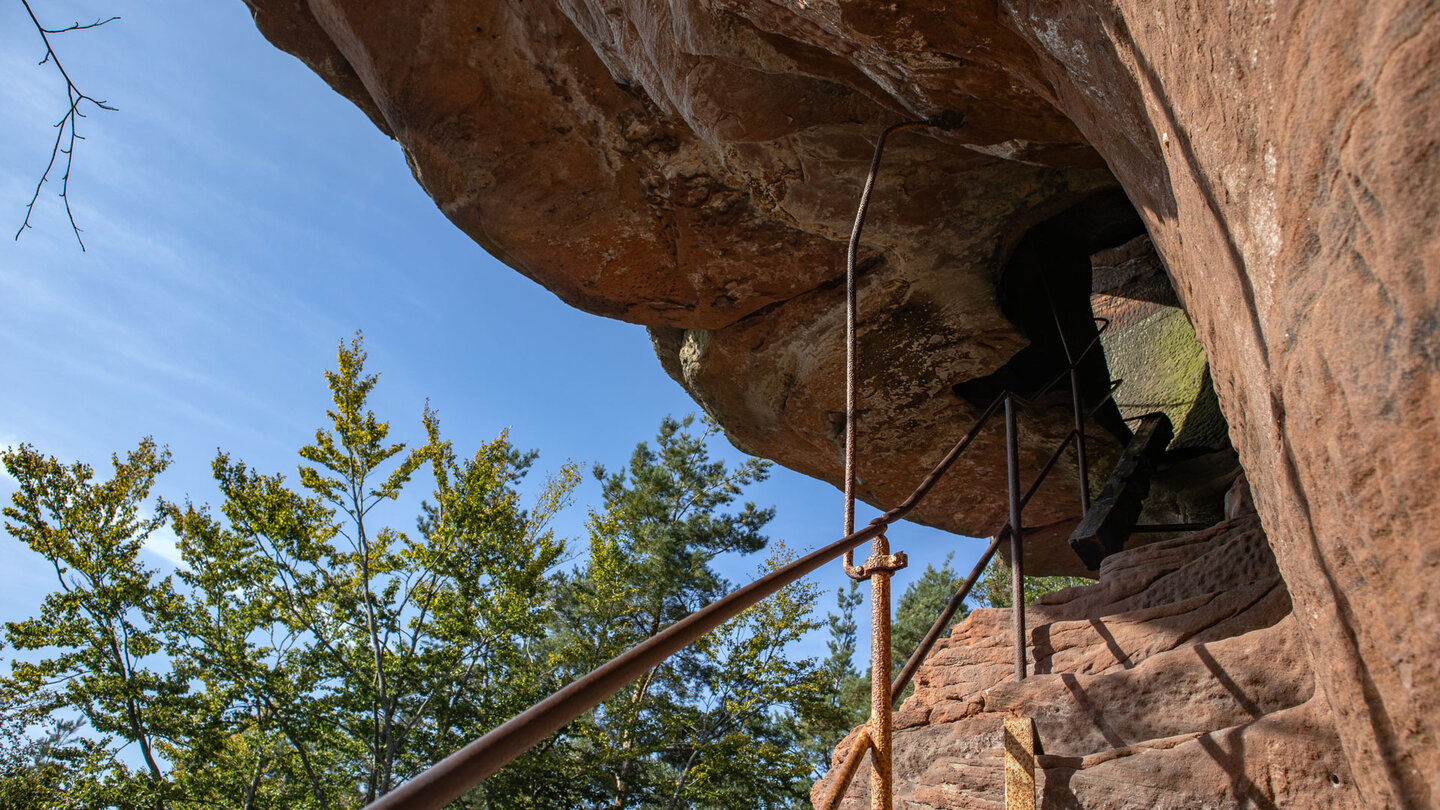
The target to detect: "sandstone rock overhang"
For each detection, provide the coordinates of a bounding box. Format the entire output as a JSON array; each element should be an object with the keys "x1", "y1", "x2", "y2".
[
  {"x1": 243, "y1": 0, "x2": 1154, "y2": 572},
  {"x1": 243, "y1": 2, "x2": 1440, "y2": 807}
]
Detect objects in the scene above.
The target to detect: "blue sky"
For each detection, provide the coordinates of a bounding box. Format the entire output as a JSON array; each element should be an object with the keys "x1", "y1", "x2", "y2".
[{"x1": 0, "y1": 1, "x2": 981, "y2": 664}]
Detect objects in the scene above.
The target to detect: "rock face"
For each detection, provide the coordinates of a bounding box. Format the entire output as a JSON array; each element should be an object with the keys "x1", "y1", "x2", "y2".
[
  {"x1": 243, "y1": 0, "x2": 1137, "y2": 570},
  {"x1": 243, "y1": 1, "x2": 1439, "y2": 806},
  {"x1": 815, "y1": 488, "x2": 1360, "y2": 808},
  {"x1": 1090, "y1": 235, "x2": 1226, "y2": 453}
]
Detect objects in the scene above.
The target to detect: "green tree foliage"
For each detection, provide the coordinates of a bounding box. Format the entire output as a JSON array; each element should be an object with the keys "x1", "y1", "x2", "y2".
[
  {"x1": 0, "y1": 335, "x2": 579, "y2": 808},
  {"x1": 549, "y1": 416, "x2": 825, "y2": 809},
  {"x1": 165, "y1": 334, "x2": 580, "y2": 806},
  {"x1": 0, "y1": 438, "x2": 188, "y2": 809},
  {"x1": 793, "y1": 580, "x2": 866, "y2": 777},
  {"x1": 1, "y1": 340, "x2": 903, "y2": 808},
  {"x1": 973, "y1": 555, "x2": 1090, "y2": 608}
]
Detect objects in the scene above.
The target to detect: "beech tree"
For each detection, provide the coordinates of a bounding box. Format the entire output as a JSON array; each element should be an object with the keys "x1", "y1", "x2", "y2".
[
  {"x1": 0, "y1": 336, "x2": 580, "y2": 807},
  {"x1": 0, "y1": 438, "x2": 189, "y2": 809},
  {"x1": 166, "y1": 334, "x2": 580, "y2": 805},
  {"x1": 796, "y1": 580, "x2": 866, "y2": 777}
]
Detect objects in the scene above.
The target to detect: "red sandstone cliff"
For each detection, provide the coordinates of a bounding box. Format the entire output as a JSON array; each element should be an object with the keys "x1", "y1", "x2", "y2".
[{"x1": 242, "y1": 2, "x2": 1439, "y2": 806}]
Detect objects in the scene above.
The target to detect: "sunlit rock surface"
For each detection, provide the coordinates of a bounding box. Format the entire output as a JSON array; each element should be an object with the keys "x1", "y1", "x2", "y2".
[
  {"x1": 244, "y1": 1, "x2": 1439, "y2": 805},
  {"x1": 816, "y1": 480, "x2": 1360, "y2": 808}
]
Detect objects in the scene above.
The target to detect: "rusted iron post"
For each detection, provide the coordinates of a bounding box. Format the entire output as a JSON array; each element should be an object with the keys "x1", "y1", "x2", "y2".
[
  {"x1": 1051, "y1": 304, "x2": 1095, "y2": 518},
  {"x1": 860, "y1": 533, "x2": 906, "y2": 810},
  {"x1": 870, "y1": 547, "x2": 895, "y2": 810},
  {"x1": 841, "y1": 119, "x2": 926, "y2": 578},
  {"x1": 1005, "y1": 395, "x2": 1026, "y2": 682},
  {"x1": 837, "y1": 121, "x2": 924, "y2": 808}
]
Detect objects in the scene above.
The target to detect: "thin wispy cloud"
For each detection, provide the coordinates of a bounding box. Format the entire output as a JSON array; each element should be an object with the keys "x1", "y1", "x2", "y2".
[{"x1": 142, "y1": 523, "x2": 186, "y2": 568}]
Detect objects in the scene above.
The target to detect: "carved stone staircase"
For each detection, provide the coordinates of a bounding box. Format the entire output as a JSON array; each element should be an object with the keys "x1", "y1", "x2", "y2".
[{"x1": 813, "y1": 479, "x2": 1362, "y2": 809}]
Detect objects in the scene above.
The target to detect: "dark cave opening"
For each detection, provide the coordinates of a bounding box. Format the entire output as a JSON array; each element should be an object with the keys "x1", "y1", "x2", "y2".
[
  {"x1": 953, "y1": 187, "x2": 1145, "y2": 445},
  {"x1": 954, "y1": 187, "x2": 1240, "y2": 534}
]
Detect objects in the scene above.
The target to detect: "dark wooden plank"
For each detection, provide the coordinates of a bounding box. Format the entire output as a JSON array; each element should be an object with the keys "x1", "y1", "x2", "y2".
[{"x1": 1068, "y1": 412, "x2": 1173, "y2": 570}]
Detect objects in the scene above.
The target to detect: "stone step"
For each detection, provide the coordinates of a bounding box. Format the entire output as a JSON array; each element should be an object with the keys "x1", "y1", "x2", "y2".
[{"x1": 813, "y1": 485, "x2": 1360, "y2": 809}]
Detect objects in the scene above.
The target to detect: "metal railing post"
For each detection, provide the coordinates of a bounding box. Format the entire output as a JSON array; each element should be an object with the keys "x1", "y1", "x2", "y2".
[
  {"x1": 838, "y1": 120, "x2": 927, "y2": 809},
  {"x1": 372, "y1": 125, "x2": 1125, "y2": 810},
  {"x1": 1005, "y1": 395, "x2": 1027, "y2": 682},
  {"x1": 1070, "y1": 365, "x2": 1091, "y2": 515},
  {"x1": 868, "y1": 534, "x2": 898, "y2": 810}
]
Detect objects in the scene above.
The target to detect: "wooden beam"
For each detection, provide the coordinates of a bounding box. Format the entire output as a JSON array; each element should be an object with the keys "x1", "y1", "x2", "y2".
[{"x1": 1068, "y1": 412, "x2": 1173, "y2": 570}]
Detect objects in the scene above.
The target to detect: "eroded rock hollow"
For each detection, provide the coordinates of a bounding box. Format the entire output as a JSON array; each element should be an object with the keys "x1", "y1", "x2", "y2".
[{"x1": 244, "y1": 0, "x2": 1439, "y2": 806}]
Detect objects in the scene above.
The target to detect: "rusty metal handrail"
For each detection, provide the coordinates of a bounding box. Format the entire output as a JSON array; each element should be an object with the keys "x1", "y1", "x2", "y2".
[
  {"x1": 840, "y1": 123, "x2": 932, "y2": 810},
  {"x1": 820, "y1": 408, "x2": 1103, "y2": 808},
  {"x1": 844, "y1": 120, "x2": 930, "y2": 547},
  {"x1": 370, "y1": 354, "x2": 1113, "y2": 809},
  {"x1": 371, "y1": 119, "x2": 1122, "y2": 809},
  {"x1": 820, "y1": 379, "x2": 1112, "y2": 808},
  {"x1": 822, "y1": 141, "x2": 1117, "y2": 806},
  {"x1": 890, "y1": 413, "x2": 1092, "y2": 703},
  {"x1": 368, "y1": 520, "x2": 888, "y2": 810}
]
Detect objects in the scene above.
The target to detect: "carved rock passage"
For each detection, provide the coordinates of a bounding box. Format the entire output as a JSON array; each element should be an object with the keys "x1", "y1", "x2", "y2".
[
  {"x1": 242, "y1": 0, "x2": 1440, "y2": 805},
  {"x1": 816, "y1": 497, "x2": 1360, "y2": 808},
  {"x1": 992, "y1": 4, "x2": 1440, "y2": 806}
]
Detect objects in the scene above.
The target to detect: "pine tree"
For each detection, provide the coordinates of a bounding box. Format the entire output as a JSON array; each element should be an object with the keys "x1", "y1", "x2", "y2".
[
  {"x1": 891, "y1": 554, "x2": 968, "y2": 702},
  {"x1": 549, "y1": 415, "x2": 825, "y2": 809}
]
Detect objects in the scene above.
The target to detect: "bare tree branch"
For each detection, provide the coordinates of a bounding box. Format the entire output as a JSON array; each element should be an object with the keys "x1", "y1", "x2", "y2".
[
  {"x1": 15, "y1": 1, "x2": 120, "y2": 251},
  {"x1": 40, "y1": 15, "x2": 120, "y2": 35}
]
